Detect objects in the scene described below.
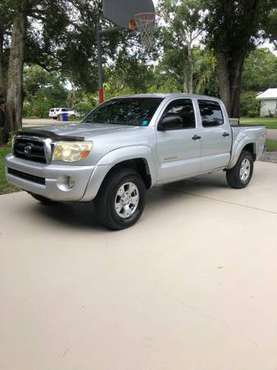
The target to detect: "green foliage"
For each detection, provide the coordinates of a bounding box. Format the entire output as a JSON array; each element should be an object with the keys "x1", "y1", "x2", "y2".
[
  {"x1": 158, "y1": 0, "x2": 205, "y2": 92},
  {"x1": 240, "y1": 91, "x2": 260, "y2": 117},
  {"x1": 2, "y1": 0, "x2": 277, "y2": 120},
  {"x1": 243, "y1": 48, "x2": 277, "y2": 91},
  {"x1": 265, "y1": 8, "x2": 277, "y2": 46},
  {"x1": 23, "y1": 65, "x2": 68, "y2": 117},
  {"x1": 105, "y1": 51, "x2": 156, "y2": 96},
  {"x1": 193, "y1": 48, "x2": 217, "y2": 95},
  {"x1": 204, "y1": 0, "x2": 274, "y2": 51},
  {"x1": 74, "y1": 92, "x2": 97, "y2": 116}
]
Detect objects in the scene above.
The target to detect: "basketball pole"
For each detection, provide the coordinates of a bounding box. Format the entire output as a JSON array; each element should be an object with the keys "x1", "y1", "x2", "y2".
[{"x1": 96, "y1": 18, "x2": 104, "y2": 104}]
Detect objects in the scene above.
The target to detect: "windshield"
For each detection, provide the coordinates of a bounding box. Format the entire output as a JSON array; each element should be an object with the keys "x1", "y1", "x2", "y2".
[{"x1": 83, "y1": 98, "x2": 163, "y2": 126}]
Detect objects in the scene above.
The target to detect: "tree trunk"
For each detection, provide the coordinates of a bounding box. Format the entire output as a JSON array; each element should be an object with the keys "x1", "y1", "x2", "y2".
[
  {"x1": 0, "y1": 26, "x2": 5, "y2": 100},
  {"x1": 183, "y1": 41, "x2": 193, "y2": 94},
  {"x1": 216, "y1": 51, "x2": 245, "y2": 118},
  {"x1": 187, "y1": 40, "x2": 193, "y2": 94},
  {"x1": 216, "y1": 52, "x2": 231, "y2": 113},
  {"x1": 213, "y1": 0, "x2": 261, "y2": 118},
  {"x1": 5, "y1": 8, "x2": 25, "y2": 137}
]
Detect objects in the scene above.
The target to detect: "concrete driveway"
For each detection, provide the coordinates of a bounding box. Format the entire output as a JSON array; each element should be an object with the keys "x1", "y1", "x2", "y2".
[{"x1": 0, "y1": 162, "x2": 277, "y2": 370}]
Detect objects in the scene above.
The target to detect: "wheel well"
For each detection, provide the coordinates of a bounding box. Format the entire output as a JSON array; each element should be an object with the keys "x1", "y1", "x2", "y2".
[
  {"x1": 242, "y1": 143, "x2": 256, "y2": 161},
  {"x1": 104, "y1": 159, "x2": 152, "y2": 189}
]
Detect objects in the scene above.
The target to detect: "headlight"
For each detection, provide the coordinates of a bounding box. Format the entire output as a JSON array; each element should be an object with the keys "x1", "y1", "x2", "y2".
[{"x1": 53, "y1": 141, "x2": 93, "y2": 162}]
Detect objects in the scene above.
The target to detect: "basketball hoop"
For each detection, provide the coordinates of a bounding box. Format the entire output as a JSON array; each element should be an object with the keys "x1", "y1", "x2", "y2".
[{"x1": 133, "y1": 12, "x2": 156, "y2": 50}]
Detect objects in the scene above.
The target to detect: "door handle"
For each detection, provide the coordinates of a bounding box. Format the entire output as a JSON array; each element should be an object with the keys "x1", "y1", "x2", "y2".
[
  {"x1": 222, "y1": 132, "x2": 230, "y2": 137},
  {"x1": 192, "y1": 135, "x2": 202, "y2": 141}
]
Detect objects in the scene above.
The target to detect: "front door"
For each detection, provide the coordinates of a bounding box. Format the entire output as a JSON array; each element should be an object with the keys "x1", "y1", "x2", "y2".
[{"x1": 156, "y1": 99, "x2": 202, "y2": 184}]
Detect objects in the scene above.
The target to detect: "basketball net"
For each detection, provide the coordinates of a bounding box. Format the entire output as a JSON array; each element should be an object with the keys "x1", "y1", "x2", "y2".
[{"x1": 130, "y1": 12, "x2": 156, "y2": 50}]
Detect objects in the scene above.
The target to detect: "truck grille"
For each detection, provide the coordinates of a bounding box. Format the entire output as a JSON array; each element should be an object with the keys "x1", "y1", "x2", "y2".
[{"x1": 14, "y1": 137, "x2": 47, "y2": 163}]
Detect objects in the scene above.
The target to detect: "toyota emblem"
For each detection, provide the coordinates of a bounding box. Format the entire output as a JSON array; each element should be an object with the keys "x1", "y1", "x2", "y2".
[{"x1": 24, "y1": 144, "x2": 33, "y2": 157}]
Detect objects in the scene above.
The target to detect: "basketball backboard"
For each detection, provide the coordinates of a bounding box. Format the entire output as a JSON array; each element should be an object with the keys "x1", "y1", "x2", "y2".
[{"x1": 103, "y1": 0, "x2": 155, "y2": 29}]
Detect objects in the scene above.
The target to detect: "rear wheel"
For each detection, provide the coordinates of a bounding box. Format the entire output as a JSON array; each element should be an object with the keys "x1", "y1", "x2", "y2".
[
  {"x1": 226, "y1": 151, "x2": 254, "y2": 189},
  {"x1": 29, "y1": 193, "x2": 57, "y2": 206},
  {"x1": 95, "y1": 168, "x2": 146, "y2": 230}
]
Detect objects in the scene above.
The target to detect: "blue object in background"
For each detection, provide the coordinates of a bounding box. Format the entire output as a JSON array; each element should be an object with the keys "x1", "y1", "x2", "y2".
[
  {"x1": 141, "y1": 120, "x2": 149, "y2": 126},
  {"x1": 61, "y1": 113, "x2": 68, "y2": 122}
]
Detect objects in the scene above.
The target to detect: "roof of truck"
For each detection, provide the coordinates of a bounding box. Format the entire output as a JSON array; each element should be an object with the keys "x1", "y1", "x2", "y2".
[{"x1": 112, "y1": 93, "x2": 222, "y2": 102}]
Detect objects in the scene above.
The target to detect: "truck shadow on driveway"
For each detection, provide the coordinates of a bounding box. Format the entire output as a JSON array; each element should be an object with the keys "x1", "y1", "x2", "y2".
[{"x1": 30, "y1": 174, "x2": 227, "y2": 230}]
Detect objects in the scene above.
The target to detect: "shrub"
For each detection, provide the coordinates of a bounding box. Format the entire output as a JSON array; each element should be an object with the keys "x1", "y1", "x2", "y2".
[{"x1": 240, "y1": 91, "x2": 260, "y2": 117}]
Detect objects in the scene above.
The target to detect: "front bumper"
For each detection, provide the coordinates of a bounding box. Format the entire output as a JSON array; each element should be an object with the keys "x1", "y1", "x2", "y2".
[{"x1": 5, "y1": 154, "x2": 96, "y2": 201}]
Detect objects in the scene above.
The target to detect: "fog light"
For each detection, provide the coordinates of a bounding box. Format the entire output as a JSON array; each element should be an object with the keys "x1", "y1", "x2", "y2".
[{"x1": 57, "y1": 176, "x2": 75, "y2": 191}]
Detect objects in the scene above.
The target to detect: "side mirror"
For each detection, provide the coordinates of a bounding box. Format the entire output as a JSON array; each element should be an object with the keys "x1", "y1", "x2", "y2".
[{"x1": 158, "y1": 114, "x2": 183, "y2": 131}]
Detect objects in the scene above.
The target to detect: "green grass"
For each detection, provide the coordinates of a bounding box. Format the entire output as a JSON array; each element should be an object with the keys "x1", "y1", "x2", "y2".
[
  {"x1": 0, "y1": 145, "x2": 18, "y2": 195},
  {"x1": 266, "y1": 139, "x2": 277, "y2": 152},
  {"x1": 240, "y1": 117, "x2": 277, "y2": 129}
]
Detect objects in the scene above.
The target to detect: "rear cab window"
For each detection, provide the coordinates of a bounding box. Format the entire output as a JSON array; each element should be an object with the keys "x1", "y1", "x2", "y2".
[{"x1": 198, "y1": 100, "x2": 224, "y2": 127}]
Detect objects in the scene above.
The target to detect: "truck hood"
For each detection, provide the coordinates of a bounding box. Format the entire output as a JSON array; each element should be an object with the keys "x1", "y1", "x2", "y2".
[{"x1": 21, "y1": 122, "x2": 139, "y2": 141}]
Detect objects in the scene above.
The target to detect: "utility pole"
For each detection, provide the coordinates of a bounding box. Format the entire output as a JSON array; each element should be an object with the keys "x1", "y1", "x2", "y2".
[{"x1": 96, "y1": 18, "x2": 104, "y2": 104}]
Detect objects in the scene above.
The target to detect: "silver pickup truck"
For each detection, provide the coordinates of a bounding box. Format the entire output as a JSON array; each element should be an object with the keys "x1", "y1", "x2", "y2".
[{"x1": 6, "y1": 94, "x2": 266, "y2": 230}]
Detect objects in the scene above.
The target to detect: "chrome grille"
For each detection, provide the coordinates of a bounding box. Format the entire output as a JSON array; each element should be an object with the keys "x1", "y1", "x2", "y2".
[{"x1": 13, "y1": 137, "x2": 47, "y2": 163}]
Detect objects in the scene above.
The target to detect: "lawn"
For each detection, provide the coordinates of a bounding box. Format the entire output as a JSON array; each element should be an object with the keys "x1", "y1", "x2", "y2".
[
  {"x1": 266, "y1": 139, "x2": 277, "y2": 152},
  {"x1": 0, "y1": 145, "x2": 18, "y2": 195},
  {"x1": 240, "y1": 117, "x2": 277, "y2": 129}
]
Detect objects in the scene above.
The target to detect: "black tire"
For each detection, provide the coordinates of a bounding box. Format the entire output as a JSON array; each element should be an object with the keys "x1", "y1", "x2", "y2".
[
  {"x1": 226, "y1": 151, "x2": 254, "y2": 189},
  {"x1": 29, "y1": 193, "x2": 57, "y2": 206},
  {"x1": 95, "y1": 168, "x2": 146, "y2": 230}
]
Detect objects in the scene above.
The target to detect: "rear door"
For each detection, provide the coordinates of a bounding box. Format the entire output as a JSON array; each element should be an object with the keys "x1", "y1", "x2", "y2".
[
  {"x1": 197, "y1": 100, "x2": 232, "y2": 172},
  {"x1": 156, "y1": 98, "x2": 202, "y2": 183}
]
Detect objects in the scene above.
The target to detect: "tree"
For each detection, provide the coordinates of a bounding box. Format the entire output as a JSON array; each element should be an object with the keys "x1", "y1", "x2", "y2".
[
  {"x1": 0, "y1": 0, "x2": 126, "y2": 142},
  {"x1": 265, "y1": 8, "x2": 277, "y2": 46},
  {"x1": 0, "y1": 0, "x2": 12, "y2": 100},
  {"x1": 23, "y1": 65, "x2": 68, "y2": 117},
  {"x1": 6, "y1": 0, "x2": 27, "y2": 133},
  {"x1": 205, "y1": 0, "x2": 275, "y2": 117},
  {"x1": 159, "y1": 0, "x2": 205, "y2": 93},
  {"x1": 242, "y1": 48, "x2": 277, "y2": 91}
]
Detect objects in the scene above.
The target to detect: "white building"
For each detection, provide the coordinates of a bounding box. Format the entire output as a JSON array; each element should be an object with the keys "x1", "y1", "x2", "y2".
[{"x1": 256, "y1": 88, "x2": 277, "y2": 117}]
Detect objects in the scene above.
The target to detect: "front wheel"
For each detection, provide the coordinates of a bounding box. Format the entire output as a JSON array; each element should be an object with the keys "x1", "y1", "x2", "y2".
[
  {"x1": 226, "y1": 151, "x2": 254, "y2": 189},
  {"x1": 95, "y1": 168, "x2": 146, "y2": 230}
]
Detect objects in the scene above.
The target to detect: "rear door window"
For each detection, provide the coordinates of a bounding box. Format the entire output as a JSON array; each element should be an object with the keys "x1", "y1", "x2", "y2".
[{"x1": 198, "y1": 100, "x2": 224, "y2": 127}]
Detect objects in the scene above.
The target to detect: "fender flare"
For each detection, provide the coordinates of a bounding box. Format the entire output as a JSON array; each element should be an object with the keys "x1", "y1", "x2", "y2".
[
  {"x1": 229, "y1": 141, "x2": 256, "y2": 169},
  {"x1": 82, "y1": 146, "x2": 157, "y2": 201}
]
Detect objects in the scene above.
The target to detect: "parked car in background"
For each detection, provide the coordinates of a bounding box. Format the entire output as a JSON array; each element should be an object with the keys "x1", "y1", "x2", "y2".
[
  {"x1": 7, "y1": 94, "x2": 266, "y2": 230},
  {"x1": 49, "y1": 108, "x2": 78, "y2": 120}
]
